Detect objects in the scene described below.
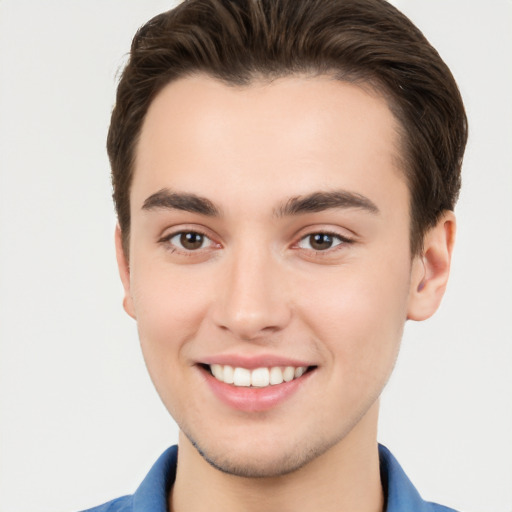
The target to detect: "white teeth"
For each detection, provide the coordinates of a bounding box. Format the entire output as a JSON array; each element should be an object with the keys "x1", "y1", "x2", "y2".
[
  {"x1": 211, "y1": 364, "x2": 223, "y2": 380},
  {"x1": 294, "y1": 367, "x2": 306, "y2": 378},
  {"x1": 251, "y1": 367, "x2": 270, "y2": 387},
  {"x1": 283, "y1": 366, "x2": 295, "y2": 382},
  {"x1": 269, "y1": 366, "x2": 284, "y2": 385},
  {"x1": 223, "y1": 365, "x2": 234, "y2": 384},
  {"x1": 209, "y1": 364, "x2": 309, "y2": 387},
  {"x1": 233, "y1": 367, "x2": 251, "y2": 387}
]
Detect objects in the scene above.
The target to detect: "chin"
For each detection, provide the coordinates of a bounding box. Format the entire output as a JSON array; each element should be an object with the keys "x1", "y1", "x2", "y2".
[{"x1": 184, "y1": 428, "x2": 335, "y2": 478}]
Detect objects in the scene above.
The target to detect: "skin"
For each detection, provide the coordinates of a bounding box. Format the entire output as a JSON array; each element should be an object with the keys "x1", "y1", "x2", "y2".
[{"x1": 116, "y1": 74, "x2": 455, "y2": 512}]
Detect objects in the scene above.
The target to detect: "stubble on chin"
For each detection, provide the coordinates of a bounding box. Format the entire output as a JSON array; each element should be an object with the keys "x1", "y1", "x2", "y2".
[{"x1": 183, "y1": 429, "x2": 340, "y2": 479}]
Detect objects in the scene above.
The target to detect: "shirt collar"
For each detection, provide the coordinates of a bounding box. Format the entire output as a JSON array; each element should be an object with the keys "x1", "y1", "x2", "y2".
[
  {"x1": 132, "y1": 445, "x2": 177, "y2": 512},
  {"x1": 131, "y1": 444, "x2": 434, "y2": 512},
  {"x1": 378, "y1": 444, "x2": 434, "y2": 512}
]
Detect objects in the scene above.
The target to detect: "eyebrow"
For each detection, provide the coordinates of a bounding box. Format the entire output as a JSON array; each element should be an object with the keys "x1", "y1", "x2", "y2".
[
  {"x1": 275, "y1": 190, "x2": 379, "y2": 217},
  {"x1": 142, "y1": 188, "x2": 220, "y2": 216},
  {"x1": 141, "y1": 188, "x2": 379, "y2": 218}
]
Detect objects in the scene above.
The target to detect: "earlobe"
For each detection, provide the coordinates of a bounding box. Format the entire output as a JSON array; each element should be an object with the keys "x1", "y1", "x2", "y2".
[
  {"x1": 115, "y1": 225, "x2": 136, "y2": 319},
  {"x1": 407, "y1": 211, "x2": 456, "y2": 321}
]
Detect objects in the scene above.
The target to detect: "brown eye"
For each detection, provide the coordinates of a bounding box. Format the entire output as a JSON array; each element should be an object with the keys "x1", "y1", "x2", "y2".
[
  {"x1": 180, "y1": 232, "x2": 204, "y2": 250},
  {"x1": 297, "y1": 233, "x2": 344, "y2": 251},
  {"x1": 167, "y1": 231, "x2": 212, "y2": 251},
  {"x1": 309, "y1": 233, "x2": 334, "y2": 250}
]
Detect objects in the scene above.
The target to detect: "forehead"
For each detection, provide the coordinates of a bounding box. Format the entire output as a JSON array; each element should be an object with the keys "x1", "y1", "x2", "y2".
[{"x1": 132, "y1": 74, "x2": 405, "y2": 212}]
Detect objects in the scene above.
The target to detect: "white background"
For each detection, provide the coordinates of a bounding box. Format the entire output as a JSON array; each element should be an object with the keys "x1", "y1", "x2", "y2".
[{"x1": 0, "y1": 1, "x2": 511, "y2": 511}]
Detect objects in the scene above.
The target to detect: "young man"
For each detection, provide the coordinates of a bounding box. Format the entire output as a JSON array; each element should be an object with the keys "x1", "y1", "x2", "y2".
[{"x1": 88, "y1": 0, "x2": 467, "y2": 510}]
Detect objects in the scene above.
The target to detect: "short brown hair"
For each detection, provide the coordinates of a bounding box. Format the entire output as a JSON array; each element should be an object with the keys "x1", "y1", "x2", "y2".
[{"x1": 107, "y1": 0, "x2": 467, "y2": 255}]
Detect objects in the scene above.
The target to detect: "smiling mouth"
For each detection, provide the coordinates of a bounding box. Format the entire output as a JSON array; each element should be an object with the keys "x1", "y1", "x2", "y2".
[{"x1": 203, "y1": 364, "x2": 316, "y2": 388}]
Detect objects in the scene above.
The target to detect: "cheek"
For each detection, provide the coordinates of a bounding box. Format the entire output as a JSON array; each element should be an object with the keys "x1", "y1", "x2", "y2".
[
  {"x1": 128, "y1": 263, "x2": 216, "y2": 418},
  {"x1": 298, "y1": 261, "x2": 410, "y2": 375},
  {"x1": 129, "y1": 262, "x2": 212, "y2": 363}
]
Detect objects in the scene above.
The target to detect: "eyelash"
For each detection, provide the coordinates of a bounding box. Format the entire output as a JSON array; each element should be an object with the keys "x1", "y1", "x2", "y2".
[
  {"x1": 295, "y1": 231, "x2": 354, "y2": 255},
  {"x1": 158, "y1": 229, "x2": 216, "y2": 254},
  {"x1": 158, "y1": 229, "x2": 354, "y2": 256}
]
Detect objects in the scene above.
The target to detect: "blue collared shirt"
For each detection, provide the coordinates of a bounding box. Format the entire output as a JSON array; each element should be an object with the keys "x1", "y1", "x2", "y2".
[{"x1": 82, "y1": 444, "x2": 460, "y2": 512}]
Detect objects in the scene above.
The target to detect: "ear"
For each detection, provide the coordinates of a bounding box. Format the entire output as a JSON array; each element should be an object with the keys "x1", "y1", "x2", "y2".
[
  {"x1": 115, "y1": 225, "x2": 136, "y2": 319},
  {"x1": 407, "y1": 211, "x2": 456, "y2": 321}
]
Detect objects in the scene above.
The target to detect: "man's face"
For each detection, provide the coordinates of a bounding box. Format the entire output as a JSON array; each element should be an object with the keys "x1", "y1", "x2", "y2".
[{"x1": 121, "y1": 74, "x2": 419, "y2": 477}]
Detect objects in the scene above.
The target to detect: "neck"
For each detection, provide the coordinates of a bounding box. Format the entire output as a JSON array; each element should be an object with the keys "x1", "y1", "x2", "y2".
[{"x1": 169, "y1": 403, "x2": 384, "y2": 512}]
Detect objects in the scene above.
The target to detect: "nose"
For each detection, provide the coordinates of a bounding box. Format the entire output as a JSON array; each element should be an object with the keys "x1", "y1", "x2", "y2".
[{"x1": 211, "y1": 245, "x2": 292, "y2": 341}]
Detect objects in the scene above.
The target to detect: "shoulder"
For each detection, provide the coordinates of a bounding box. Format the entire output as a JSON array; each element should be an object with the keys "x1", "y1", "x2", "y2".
[
  {"x1": 378, "y1": 444, "x2": 462, "y2": 512},
  {"x1": 79, "y1": 446, "x2": 178, "y2": 512},
  {"x1": 80, "y1": 495, "x2": 133, "y2": 512}
]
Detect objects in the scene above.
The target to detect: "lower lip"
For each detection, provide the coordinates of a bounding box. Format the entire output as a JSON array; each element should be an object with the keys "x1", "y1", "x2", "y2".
[{"x1": 200, "y1": 367, "x2": 314, "y2": 412}]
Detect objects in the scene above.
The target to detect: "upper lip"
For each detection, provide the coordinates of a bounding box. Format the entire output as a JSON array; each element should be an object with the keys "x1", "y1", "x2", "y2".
[{"x1": 199, "y1": 354, "x2": 315, "y2": 369}]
